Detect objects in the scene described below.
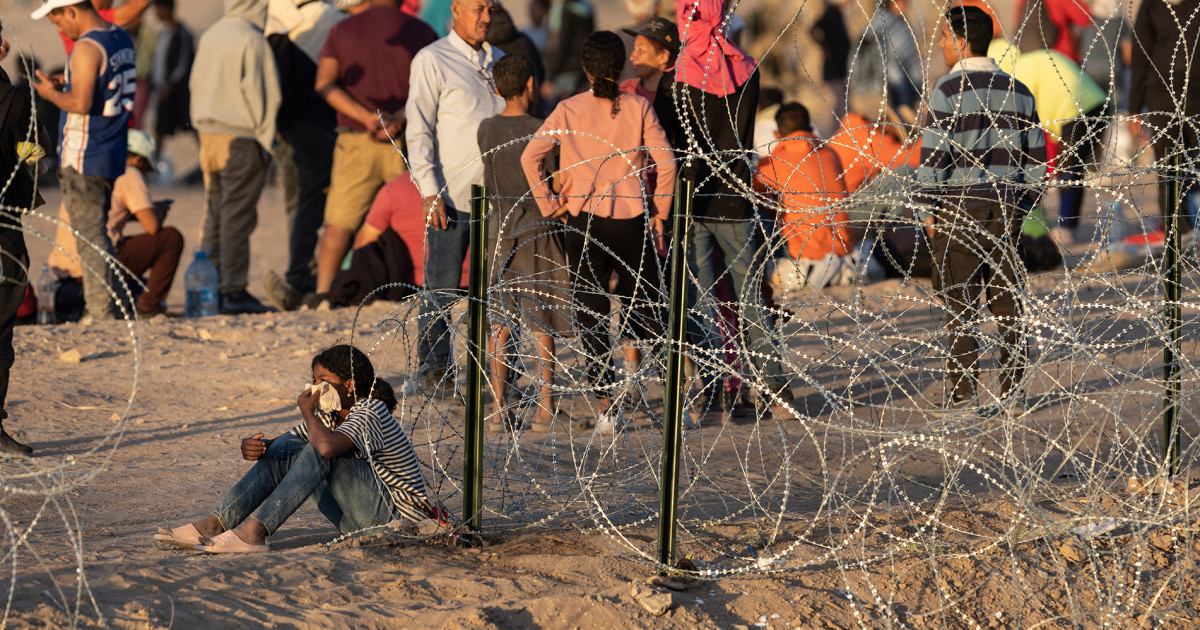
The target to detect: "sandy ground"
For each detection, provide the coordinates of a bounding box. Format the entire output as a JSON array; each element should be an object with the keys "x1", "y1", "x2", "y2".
[
  {"x1": 2, "y1": 0, "x2": 1197, "y2": 628},
  {"x1": 3, "y1": 164, "x2": 1200, "y2": 627}
]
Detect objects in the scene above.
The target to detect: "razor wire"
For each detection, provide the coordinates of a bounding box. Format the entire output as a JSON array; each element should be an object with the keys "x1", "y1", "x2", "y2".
[{"x1": 1, "y1": 0, "x2": 1199, "y2": 626}]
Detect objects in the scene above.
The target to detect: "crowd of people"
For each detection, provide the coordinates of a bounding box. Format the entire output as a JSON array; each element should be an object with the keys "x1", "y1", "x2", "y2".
[{"x1": 0, "y1": 0, "x2": 1194, "y2": 548}]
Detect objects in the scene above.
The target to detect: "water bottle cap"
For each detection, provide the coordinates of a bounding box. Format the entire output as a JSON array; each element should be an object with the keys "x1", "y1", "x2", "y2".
[{"x1": 193, "y1": 245, "x2": 211, "y2": 259}]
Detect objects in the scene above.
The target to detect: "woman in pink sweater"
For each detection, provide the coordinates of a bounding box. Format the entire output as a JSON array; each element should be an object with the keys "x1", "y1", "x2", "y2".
[{"x1": 521, "y1": 31, "x2": 677, "y2": 434}]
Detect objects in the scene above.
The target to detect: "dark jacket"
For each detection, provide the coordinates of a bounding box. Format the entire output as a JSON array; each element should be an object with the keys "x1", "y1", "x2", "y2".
[
  {"x1": 1130, "y1": 0, "x2": 1200, "y2": 116},
  {"x1": 486, "y1": 5, "x2": 546, "y2": 85}
]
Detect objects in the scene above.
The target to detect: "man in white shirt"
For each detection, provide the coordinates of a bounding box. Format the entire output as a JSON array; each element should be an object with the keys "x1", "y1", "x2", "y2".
[{"x1": 405, "y1": 0, "x2": 503, "y2": 390}]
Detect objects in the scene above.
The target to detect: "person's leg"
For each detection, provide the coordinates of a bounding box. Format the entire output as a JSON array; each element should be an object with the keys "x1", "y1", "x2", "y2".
[
  {"x1": 199, "y1": 133, "x2": 227, "y2": 277},
  {"x1": 417, "y1": 209, "x2": 471, "y2": 376},
  {"x1": 563, "y1": 212, "x2": 618, "y2": 398},
  {"x1": 281, "y1": 122, "x2": 336, "y2": 294},
  {"x1": 982, "y1": 206, "x2": 1027, "y2": 400},
  {"x1": 117, "y1": 228, "x2": 185, "y2": 313},
  {"x1": 307, "y1": 450, "x2": 397, "y2": 536},
  {"x1": 205, "y1": 433, "x2": 310, "y2": 536},
  {"x1": 711, "y1": 218, "x2": 788, "y2": 392},
  {"x1": 317, "y1": 133, "x2": 383, "y2": 293},
  {"x1": 930, "y1": 211, "x2": 989, "y2": 402},
  {"x1": 216, "y1": 138, "x2": 268, "y2": 295},
  {"x1": 533, "y1": 333, "x2": 557, "y2": 423},
  {"x1": 489, "y1": 323, "x2": 512, "y2": 422},
  {"x1": 686, "y1": 220, "x2": 722, "y2": 393},
  {"x1": 58, "y1": 167, "x2": 116, "y2": 320},
  {"x1": 0, "y1": 231, "x2": 30, "y2": 454}
]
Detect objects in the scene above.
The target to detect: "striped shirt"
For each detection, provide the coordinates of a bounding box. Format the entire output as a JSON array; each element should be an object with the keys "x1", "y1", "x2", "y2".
[
  {"x1": 916, "y1": 56, "x2": 1047, "y2": 213},
  {"x1": 291, "y1": 399, "x2": 431, "y2": 523}
]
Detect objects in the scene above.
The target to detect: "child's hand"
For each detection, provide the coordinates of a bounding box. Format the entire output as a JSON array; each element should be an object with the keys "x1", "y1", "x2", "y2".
[
  {"x1": 241, "y1": 433, "x2": 271, "y2": 461},
  {"x1": 297, "y1": 385, "x2": 321, "y2": 415}
]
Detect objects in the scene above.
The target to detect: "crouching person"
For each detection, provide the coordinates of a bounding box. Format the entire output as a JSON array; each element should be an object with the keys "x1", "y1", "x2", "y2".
[
  {"x1": 756, "y1": 103, "x2": 856, "y2": 300},
  {"x1": 154, "y1": 344, "x2": 431, "y2": 552}
]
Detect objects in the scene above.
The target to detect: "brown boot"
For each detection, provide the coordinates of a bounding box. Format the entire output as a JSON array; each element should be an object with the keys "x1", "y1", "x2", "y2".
[{"x1": 0, "y1": 411, "x2": 32, "y2": 456}]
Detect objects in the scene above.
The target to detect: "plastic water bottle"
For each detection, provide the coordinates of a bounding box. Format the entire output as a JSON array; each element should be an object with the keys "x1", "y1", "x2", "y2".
[
  {"x1": 35, "y1": 264, "x2": 56, "y2": 325},
  {"x1": 184, "y1": 246, "x2": 219, "y2": 318}
]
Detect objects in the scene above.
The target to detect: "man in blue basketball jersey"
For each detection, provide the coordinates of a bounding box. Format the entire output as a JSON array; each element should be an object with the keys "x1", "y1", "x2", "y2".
[{"x1": 34, "y1": 0, "x2": 136, "y2": 321}]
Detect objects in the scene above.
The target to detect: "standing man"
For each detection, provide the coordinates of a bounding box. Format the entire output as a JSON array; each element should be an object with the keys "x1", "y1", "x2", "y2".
[
  {"x1": 259, "y1": 0, "x2": 347, "y2": 310},
  {"x1": 1129, "y1": 0, "x2": 1200, "y2": 234},
  {"x1": 34, "y1": 0, "x2": 136, "y2": 322},
  {"x1": 917, "y1": 5, "x2": 1046, "y2": 413},
  {"x1": 0, "y1": 19, "x2": 39, "y2": 455},
  {"x1": 660, "y1": 0, "x2": 791, "y2": 416},
  {"x1": 406, "y1": 0, "x2": 503, "y2": 390},
  {"x1": 293, "y1": 0, "x2": 436, "y2": 309},
  {"x1": 864, "y1": 0, "x2": 922, "y2": 113},
  {"x1": 190, "y1": 0, "x2": 281, "y2": 315},
  {"x1": 150, "y1": 0, "x2": 194, "y2": 147}
]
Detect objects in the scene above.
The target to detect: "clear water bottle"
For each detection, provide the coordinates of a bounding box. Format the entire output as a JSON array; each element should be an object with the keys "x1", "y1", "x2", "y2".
[
  {"x1": 184, "y1": 246, "x2": 219, "y2": 318},
  {"x1": 35, "y1": 264, "x2": 56, "y2": 325}
]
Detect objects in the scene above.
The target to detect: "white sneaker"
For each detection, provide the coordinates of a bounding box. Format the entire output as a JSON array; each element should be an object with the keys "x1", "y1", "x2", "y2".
[{"x1": 595, "y1": 407, "x2": 624, "y2": 436}]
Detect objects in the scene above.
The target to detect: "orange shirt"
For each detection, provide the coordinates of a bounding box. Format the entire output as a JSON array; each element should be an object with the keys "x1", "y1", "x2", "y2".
[
  {"x1": 756, "y1": 130, "x2": 853, "y2": 260},
  {"x1": 827, "y1": 113, "x2": 905, "y2": 194}
]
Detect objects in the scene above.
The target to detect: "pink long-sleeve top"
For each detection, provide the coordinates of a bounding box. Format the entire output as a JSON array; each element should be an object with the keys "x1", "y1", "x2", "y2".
[
  {"x1": 676, "y1": 0, "x2": 757, "y2": 97},
  {"x1": 521, "y1": 90, "x2": 676, "y2": 221}
]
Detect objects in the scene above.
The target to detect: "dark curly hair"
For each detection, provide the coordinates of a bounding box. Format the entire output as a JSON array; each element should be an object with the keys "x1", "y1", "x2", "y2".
[
  {"x1": 493, "y1": 54, "x2": 535, "y2": 100},
  {"x1": 311, "y1": 344, "x2": 397, "y2": 412},
  {"x1": 581, "y1": 31, "x2": 625, "y2": 118}
]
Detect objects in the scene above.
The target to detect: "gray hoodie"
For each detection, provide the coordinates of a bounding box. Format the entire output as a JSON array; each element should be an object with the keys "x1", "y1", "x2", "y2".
[{"x1": 190, "y1": 0, "x2": 281, "y2": 152}]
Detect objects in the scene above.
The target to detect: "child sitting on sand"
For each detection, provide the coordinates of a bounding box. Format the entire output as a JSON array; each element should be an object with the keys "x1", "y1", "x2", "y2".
[{"x1": 154, "y1": 345, "x2": 431, "y2": 553}]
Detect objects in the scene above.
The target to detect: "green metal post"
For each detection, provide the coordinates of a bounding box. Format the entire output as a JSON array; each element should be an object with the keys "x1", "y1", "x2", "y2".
[
  {"x1": 658, "y1": 175, "x2": 694, "y2": 569},
  {"x1": 1163, "y1": 151, "x2": 1182, "y2": 476},
  {"x1": 465, "y1": 185, "x2": 488, "y2": 530}
]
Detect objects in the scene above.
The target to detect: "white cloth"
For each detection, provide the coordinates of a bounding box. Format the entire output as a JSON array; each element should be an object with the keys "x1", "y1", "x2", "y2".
[
  {"x1": 771, "y1": 253, "x2": 853, "y2": 298},
  {"x1": 267, "y1": 0, "x2": 345, "y2": 62},
  {"x1": 404, "y1": 30, "x2": 504, "y2": 213}
]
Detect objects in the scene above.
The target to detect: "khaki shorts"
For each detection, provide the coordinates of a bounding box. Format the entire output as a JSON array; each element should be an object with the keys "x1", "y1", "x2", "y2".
[{"x1": 324, "y1": 132, "x2": 408, "y2": 232}]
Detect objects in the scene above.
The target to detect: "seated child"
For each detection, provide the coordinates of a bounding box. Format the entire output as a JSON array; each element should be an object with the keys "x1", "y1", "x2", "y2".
[
  {"x1": 49, "y1": 129, "x2": 183, "y2": 318},
  {"x1": 756, "y1": 102, "x2": 856, "y2": 296},
  {"x1": 154, "y1": 345, "x2": 431, "y2": 552}
]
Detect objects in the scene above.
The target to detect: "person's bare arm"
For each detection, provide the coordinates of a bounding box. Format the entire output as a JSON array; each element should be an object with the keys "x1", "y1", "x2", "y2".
[
  {"x1": 316, "y1": 56, "x2": 402, "y2": 136},
  {"x1": 34, "y1": 41, "x2": 101, "y2": 113},
  {"x1": 110, "y1": 0, "x2": 151, "y2": 28},
  {"x1": 353, "y1": 222, "x2": 384, "y2": 249},
  {"x1": 132, "y1": 207, "x2": 161, "y2": 235},
  {"x1": 297, "y1": 388, "x2": 355, "y2": 458}
]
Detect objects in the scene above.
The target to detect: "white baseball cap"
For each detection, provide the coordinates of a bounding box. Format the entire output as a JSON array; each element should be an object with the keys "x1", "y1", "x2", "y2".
[
  {"x1": 32, "y1": 0, "x2": 88, "y2": 20},
  {"x1": 126, "y1": 129, "x2": 157, "y2": 163}
]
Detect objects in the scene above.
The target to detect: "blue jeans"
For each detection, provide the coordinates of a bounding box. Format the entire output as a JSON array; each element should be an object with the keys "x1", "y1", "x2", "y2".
[
  {"x1": 686, "y1": 218, "x2": 788, "y2": 393},
  {"x1": 213, "y1": 434, "x2": 395, "y2": 536},
  {"x1": 417, "y1": 209, "x2": 470, "y2": 373}
]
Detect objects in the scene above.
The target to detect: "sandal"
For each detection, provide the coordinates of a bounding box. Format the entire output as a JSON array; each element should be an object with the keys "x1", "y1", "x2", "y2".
[
  {"x1": 153, "y1": 523, "x2": 204, "y2": 549},
  {"x1": 195, "y1": 529, "x2": 270, "y2": 554}
]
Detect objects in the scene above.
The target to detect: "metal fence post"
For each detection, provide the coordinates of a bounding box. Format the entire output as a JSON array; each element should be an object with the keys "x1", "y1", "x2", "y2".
[
  {"x1": 1163, "y1": 150, "x2": 1182, "y2": 476},
  {"x1": 658, "y1": 175, "x2": 694, "y2": 569},
  {"x1": 465, "y1": 185, "x2": 488, "y2": 530}
]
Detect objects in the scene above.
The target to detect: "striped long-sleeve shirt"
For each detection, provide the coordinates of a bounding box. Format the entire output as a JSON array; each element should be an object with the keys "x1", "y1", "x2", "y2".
[
  {"x1": 291, "y1": 399, "x2": 431, "y2": 523},
  {"x1": 916, "y1": 56, "x2": 1047, "y2": 214}
]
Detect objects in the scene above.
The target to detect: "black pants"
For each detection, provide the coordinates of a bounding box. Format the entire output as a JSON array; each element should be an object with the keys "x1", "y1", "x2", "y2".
[
  {"x1": 930, "y1": 204, "x2": 1026, "y2": 401},
  {"x1": 562, "y1": 213, "x2": 664, "y2": 396},
  {"x1": 279, "y1": 120, "x2": 335, "y2": 293},
  {"x1": 0, "y1": 227, "x2": 28, "y2": 410}
]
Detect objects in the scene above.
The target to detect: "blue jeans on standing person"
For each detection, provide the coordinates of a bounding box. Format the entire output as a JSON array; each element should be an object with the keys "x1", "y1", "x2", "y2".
[
  {"x1": 417, "y1": 208, "x2": 470, "y2": 375},
  {"x1": 686, "y1": 218, "x2": 789, "y2": 396},
  {"x1": 212, "y1": 433, "x2": 395, "y2": 537}
]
